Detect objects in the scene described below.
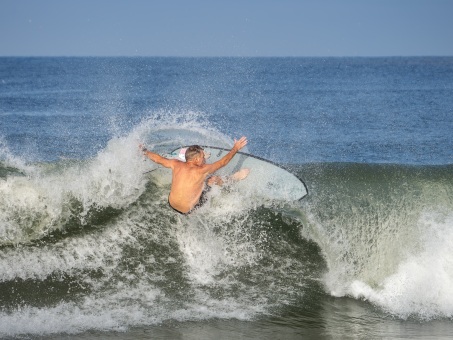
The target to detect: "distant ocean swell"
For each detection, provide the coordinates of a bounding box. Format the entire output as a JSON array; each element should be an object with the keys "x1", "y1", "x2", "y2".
[{"x1": 1, "y1": 118, "x2": 453, "y2": 336}]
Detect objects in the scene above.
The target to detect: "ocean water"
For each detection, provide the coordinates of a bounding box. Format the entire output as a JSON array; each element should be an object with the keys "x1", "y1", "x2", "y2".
[{"x1": 0, "y1": 57, "x2": 453, "y2": 339}]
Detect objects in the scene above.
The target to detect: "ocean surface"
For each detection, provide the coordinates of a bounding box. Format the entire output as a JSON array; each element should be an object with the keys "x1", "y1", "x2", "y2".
[{"x1": 0, "y1": 57, "x2": 453, "y2": 339}]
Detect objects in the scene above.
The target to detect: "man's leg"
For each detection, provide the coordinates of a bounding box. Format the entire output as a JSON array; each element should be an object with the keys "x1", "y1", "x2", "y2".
[{"x1": 207, "y1": 168, "x2": 250, "y2": 187}]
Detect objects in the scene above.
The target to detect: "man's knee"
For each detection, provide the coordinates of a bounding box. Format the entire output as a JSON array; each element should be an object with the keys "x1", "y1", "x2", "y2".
[{"x1": 207, "y1": 176, "x2": 224, "y2": 186}]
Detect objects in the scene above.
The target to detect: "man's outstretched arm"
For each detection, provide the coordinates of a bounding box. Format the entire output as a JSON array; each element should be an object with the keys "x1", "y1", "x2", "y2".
[
  {"x1": 141, "y1": 146, "x2": 178, "y2": 169},
  {"x1": 205, "y1": 136, "x2": 248, "y2": 174}
]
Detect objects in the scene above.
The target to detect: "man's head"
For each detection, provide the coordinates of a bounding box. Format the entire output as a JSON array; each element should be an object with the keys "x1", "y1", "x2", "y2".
[{"x1": 185, "y1": 145, "x2": 204, "y2": 162}]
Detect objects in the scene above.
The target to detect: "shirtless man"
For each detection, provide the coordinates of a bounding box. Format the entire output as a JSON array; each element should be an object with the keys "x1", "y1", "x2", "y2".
[{"x1": 141, "y1": 137, "x2": 249, "y2": 214}]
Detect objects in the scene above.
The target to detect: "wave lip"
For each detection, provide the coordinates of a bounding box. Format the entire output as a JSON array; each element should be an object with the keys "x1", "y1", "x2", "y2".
[
  {"x1": 349, "y1": 212, "x2": 453, "y2": 320},
  {"x1": 299, "y1": 163, "x2": 453, "y2": 319}
]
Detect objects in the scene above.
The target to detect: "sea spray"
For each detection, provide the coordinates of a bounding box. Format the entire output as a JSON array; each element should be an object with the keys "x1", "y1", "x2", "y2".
[
  {"x1": 350, "y1": 212, "x2": 453, "y2": 319},
  {"x1": 1, "y1": 114, "x2": 324, "y2": 336},
  {"x1": 0, "y1": 133, "x2": 148, "y2": 245},
  {"x1": 298, "y1": 163, "x2": 453, "y2": 319},
  {"x1": 0, "y1": 111, "x2": 226, "y2": 245}
]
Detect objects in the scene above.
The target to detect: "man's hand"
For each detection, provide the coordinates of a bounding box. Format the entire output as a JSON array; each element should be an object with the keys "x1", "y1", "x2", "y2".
[{"x1": 233, "y1": 136, "x2": 248, "y2": 152}]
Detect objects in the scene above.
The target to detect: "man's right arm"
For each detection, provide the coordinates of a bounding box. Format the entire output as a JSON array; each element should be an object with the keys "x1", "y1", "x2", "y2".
[{"x1": 142, "y1": 147, "x2": 178, "y2": 169}]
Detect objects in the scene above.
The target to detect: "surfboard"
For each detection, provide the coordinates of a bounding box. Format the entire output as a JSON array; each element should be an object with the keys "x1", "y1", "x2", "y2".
[{"x1": 162, "y1": 146, "x2": 308, "y2": 201}]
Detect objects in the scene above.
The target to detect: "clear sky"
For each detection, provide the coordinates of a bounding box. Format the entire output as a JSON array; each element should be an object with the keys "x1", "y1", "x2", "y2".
[{"x1": 1, "y1": 0, "x2": 452, "y2": 57}]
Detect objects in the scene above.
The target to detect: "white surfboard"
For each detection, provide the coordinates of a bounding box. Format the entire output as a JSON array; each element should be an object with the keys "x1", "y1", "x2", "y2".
[{"x1": 161, "y1": 146, "x2": 307, "y2": 201}]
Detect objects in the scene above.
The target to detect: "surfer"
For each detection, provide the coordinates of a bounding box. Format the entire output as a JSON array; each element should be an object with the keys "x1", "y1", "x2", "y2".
[{"x1": 140, "y1": 137, "x2": 249, "y2": 214}]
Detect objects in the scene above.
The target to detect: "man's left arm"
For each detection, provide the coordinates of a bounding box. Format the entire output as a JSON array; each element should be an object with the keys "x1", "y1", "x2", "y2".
[{"x1": 205, "y1": 136, "x2": 248, "y2": 174}]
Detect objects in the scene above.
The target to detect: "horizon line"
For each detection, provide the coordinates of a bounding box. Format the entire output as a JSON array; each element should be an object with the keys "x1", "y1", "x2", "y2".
[{"x1": 1, "y1": 54, "x2": 452, "y2": 58}]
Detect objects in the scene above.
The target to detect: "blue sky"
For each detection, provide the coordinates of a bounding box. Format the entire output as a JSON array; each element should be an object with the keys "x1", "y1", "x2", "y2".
[{"x1": 1, "y1": 0, "x2": 452, "y2": 57}]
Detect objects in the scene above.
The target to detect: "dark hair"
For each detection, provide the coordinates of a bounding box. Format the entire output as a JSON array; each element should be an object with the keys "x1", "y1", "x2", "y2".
[{"x1": 185, "y1": 145, "x2": 204, "y2": 161}]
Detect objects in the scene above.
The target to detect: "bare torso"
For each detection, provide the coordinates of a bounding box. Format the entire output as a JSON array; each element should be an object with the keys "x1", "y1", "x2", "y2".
[{"x1": 168, "y1": 161, "x2": 210, "y2": 213}]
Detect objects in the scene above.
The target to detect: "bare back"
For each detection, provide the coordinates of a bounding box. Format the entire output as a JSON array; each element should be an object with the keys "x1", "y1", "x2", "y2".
[{"x1": 168, "y1": 161, "x2": 210, "y2": 213}]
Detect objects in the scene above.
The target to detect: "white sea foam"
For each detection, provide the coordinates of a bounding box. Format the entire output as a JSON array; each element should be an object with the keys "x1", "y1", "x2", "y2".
[
  {"x1": 314, "y1": 208, "x2": 453, "y2": 319},
  {"x1": 174, "y1": 204, "x2": 261, "y2": 285},
  {"x1": 0, "y1": 135, "x2": 148, "y2": 244},
  {"x1": 301, "y1": 164, "x2": 453, "y2": 320},
  {"x1": 0, "y1": 111, "x2": 238, "y2": 244},
  {"x1": 0, "y1": 113, "x2": 269, "y2": 336},
  {"x1": 349, "y1": 212, "x2": 453, "y2": 319}
]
